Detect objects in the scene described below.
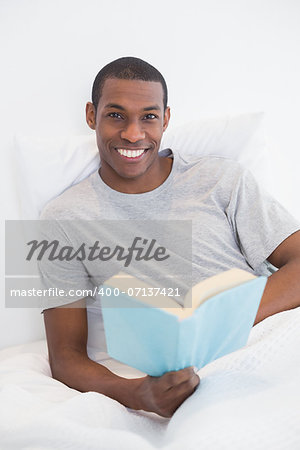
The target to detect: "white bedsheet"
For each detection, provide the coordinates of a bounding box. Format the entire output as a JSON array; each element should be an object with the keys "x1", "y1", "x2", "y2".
[{"x1": 0, "y1": 307, "x2": 299, "y2": 449}]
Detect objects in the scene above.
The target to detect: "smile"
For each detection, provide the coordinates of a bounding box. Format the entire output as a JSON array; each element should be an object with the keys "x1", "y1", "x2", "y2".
[{"x1": 115, "y1": 148, "x2": 149, "y2": 159}]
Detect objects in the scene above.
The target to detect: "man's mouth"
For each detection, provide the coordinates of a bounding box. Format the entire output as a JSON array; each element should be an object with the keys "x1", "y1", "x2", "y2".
[{"x1": 114, "y1": 148, "x2": 150, "y2": 160}]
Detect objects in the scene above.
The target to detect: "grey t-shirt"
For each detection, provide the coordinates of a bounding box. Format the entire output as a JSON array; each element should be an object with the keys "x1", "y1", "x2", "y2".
[{"x1": 39, "y1": 149, "x2": 299, "y2": 355}]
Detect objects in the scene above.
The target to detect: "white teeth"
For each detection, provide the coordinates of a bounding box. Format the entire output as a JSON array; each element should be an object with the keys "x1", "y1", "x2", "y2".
[{"x1": 117, "y1": 149, "x2": 145, "y2": 158}]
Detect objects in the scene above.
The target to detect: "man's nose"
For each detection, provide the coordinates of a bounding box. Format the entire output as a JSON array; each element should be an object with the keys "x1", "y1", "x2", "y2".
[{"x1": 120, "y1": 121, "x2": 145, "y2": 142}]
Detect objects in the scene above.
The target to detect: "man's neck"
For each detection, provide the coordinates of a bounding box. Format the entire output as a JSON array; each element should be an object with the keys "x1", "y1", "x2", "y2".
[{"x1": 99, "y1": 156, "x2": 173, "y2": 194}]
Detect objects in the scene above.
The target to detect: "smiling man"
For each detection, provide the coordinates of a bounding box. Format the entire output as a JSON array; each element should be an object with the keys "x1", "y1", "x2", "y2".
[
  {"x1": 41, "y1": 57, "x2": 300, "y2": 418},
  {"x1": 85, "y1": 74, "x2": 172, "y2": 193}
]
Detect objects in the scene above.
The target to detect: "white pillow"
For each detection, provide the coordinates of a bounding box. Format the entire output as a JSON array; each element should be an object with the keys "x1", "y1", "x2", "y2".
[
  {"x1": 161, "y1": 112, "x2": 269, "y2": 184},
  {"x1": 13, "y1": 134, "x2": 99, "y2": 219},
  {"x1": 14, "y1": 112, "x2": 270, "y2": 219}
]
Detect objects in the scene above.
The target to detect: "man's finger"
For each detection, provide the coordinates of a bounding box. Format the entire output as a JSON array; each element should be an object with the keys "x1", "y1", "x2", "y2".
[{"x1": 160, "y1": 366, "x2": 196, "y2": 389}]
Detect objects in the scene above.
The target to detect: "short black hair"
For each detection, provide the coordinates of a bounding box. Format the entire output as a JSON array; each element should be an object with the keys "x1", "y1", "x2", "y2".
[{"x1": 91, "y1": 56, "x2": 168, "y2": 112}]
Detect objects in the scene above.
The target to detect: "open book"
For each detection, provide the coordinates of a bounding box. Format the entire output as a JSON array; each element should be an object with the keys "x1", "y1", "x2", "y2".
[{"x1": 101, "y1": 269, "x2": 267, "y2": 376}]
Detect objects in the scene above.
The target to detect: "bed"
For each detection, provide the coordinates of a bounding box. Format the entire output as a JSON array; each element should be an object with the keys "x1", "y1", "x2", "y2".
[
  {"x1": 2, "y1": 113, "x2": 300, "y2": 449},
  {"x1": 1, "y1": 308, "x2": 299, "y2": 449}
]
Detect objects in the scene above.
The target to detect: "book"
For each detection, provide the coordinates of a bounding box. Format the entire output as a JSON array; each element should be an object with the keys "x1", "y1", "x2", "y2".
[{"x1": 101, "y1": 269, "x2": 267, "y2": 376}]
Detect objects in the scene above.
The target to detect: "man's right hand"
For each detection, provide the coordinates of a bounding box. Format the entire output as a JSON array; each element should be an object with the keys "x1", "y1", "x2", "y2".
[
  {"x1": 44, "y1": 302, "x2": 200, "y2": 419},
  {"x1": 134, "y1": 367, "x2": 200, "y2": 418}
]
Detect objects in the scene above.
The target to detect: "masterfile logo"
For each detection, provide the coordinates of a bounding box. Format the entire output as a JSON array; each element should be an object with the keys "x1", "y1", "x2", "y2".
[
  {"x1": 5, "y1": 219, "x2": 192, "y2": 308},
  {"x1": 26, "y1": 237, "x2": 170, "y2": 267}
]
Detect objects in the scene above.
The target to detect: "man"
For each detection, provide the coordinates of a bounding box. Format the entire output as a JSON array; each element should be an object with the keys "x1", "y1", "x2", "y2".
[{"x1": 41, "y1": 57, "x2": 300, "y2": 418}]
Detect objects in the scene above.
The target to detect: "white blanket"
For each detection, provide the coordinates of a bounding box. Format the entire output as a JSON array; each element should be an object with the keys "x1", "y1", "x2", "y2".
[{"x1": 0, "y1": 308, "x2": 299, "y2": 449}]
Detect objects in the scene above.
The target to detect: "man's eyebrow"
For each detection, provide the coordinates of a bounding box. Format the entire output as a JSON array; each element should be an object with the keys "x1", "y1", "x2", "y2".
[
  {"x1": 104, "y1": 103, "x2": 125, "y2": 110},
  {"x1": 143, "y1": 105, "x2": 161, "y2": 111},
  {"x1": 104, "y1": 103, "x2": 161, "y2": 111}
]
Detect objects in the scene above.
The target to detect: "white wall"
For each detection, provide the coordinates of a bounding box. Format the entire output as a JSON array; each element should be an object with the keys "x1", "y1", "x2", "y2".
[{"x1": 1, "y1": 0, "x2": 300, "y2": 348}]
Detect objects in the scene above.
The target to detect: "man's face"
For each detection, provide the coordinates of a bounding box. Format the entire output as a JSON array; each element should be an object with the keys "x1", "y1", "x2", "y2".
[{"x1": 86, "y1": 78, "x2": 170, "y2": 191}]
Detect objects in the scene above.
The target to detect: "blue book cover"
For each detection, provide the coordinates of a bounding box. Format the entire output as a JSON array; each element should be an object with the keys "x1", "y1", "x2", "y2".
[{"x1": 101, "y1": 269, "x2": 267, "y2": 376}]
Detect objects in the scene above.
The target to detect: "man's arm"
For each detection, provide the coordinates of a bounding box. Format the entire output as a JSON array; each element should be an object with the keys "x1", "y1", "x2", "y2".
[
  {"x1": 43, "y1": 299, "x2": 200, "y2": 418},
  {"x1": 254, "y1": 230, "x2": 300, "y2": 325}
]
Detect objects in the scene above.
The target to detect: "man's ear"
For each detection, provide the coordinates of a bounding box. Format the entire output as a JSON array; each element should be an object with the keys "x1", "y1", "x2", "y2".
[
  {"x1": 163, "y1": 106, "x2": 171, "y2": 132},
  {"x1": 86, "y1": 102, "x2": 96, "y2": 130}
]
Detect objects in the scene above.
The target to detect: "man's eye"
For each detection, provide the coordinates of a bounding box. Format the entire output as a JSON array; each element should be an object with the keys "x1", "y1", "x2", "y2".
[
  {"x1": 108, "y1": 112, "x2": 122, "y2": 119},
  {"x1": 144, "y1": 114, "x2": 157, "y2": 120}
]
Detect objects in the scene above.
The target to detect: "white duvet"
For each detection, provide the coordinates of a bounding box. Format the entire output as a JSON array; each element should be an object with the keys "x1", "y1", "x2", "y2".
[{"x1": 0, "y1": 307, "x2": 300, "y2": 450}]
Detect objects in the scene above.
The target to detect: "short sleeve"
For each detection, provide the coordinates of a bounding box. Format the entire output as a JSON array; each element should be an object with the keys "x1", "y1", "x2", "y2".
[
  {"x1": 226, "y1": 167, "x2": 300, "y2": 271},
  {"x1": 37, "y1": 219, "x2": 96, "y2": 312}
]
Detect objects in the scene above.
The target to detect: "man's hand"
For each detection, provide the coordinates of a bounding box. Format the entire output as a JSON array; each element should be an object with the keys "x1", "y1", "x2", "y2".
[
  {"x1": 44, "y1": 304, "x2": 200, "y2": 418},
  {"x1": 134, "y1": 366, "x2": 200, "y2": 418}
]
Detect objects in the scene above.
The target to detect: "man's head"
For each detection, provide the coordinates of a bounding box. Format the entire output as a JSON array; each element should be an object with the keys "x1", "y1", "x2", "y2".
[
  {"x1": 86, "y1": 57, "x2": 171, "y2": 194},
  {"x1": 91, "y1": 57, "x2": 168, "y2": 114}
]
